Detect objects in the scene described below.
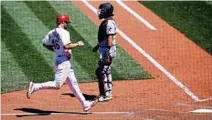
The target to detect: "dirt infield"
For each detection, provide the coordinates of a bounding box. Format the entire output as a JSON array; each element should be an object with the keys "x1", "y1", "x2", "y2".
[
  {"x1": 2, "y1": 1, "x2": 212, "y2": 120},
  {"x1": 2, "y1": 81, "x2": 212, "y2": 120}
]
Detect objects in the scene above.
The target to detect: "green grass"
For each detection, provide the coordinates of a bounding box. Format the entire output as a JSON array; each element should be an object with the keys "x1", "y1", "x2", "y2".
[
  {"x1": 1, "y1": 6, "x2": 54, "y2": 93},
  {"x1": 141, "y1": 1, "x2": 212, "y2": 54},
  {"x1": 1, "y1": 1, "x2": 152, "y2": 93},
  {"x1": 1, "y1": 42, "x2": 29, "y2": 93}
]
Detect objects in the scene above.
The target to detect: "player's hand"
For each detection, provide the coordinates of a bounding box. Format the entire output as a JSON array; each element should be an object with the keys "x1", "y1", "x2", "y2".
[
  {"x1": 77, "y1": 41, "x2": 84, "y2": 46},
  {"x1": 92, "y1": 44, "x2": 99, "y2": 52}
]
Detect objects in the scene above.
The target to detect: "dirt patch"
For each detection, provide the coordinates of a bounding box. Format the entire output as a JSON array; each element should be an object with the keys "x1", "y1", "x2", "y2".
[
  {"x1": 1, "y1": 81, "x2": 212, "y2": 120},
  {"x1": 1, "y1": 1, "x2": 212, "y2": 120}
]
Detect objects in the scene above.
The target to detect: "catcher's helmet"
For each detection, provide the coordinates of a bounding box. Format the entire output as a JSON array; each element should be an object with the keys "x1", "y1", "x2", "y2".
[
  {"x1": 98, "y1": 3, "x2": 114, "y2": 19},
  {"x1": 57, "y1": 14, "x2": 70, "y2": 24}
]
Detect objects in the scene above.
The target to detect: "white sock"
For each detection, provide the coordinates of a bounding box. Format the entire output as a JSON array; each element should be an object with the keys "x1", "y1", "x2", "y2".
[{"x1": 33, "y1": 81, "x2": 57, "y2": 91}]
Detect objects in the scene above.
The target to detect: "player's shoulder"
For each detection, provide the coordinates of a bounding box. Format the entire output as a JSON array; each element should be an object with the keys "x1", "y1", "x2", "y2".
[
  {"x1": 56, "y1": 28, "x2": 70, "y2": 35},
  {"x1": 48, "y1": 29, "x2": 55, "y2": 34},
  {"x1": 107, "y1": 19, "x2": 116, "y2": 27},
  {"x1": 56, "y1": 28, "x2": 69, "y2": 33}
]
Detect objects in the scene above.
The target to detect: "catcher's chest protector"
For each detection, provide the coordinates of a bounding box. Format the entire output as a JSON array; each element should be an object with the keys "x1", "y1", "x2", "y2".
[{"x1": 98, "y1": 18, "x2": 114, "y2": 43}]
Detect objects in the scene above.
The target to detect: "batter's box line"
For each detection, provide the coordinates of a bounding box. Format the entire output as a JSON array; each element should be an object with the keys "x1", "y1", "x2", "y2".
[{"x1": 197, "y1": 97, "x2": 212, "y2": 102}]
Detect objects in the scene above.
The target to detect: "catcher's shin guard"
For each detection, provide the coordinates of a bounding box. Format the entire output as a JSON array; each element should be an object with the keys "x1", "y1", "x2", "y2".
[{"x1": 104, "y1": 66, "x2": 112, "y2": 97}]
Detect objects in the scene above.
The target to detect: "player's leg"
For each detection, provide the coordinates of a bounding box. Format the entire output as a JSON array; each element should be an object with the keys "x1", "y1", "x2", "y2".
[
  {"x1": 97, "y1": 48, "x2": 107, "y2": 98},
  {"x1": 26, "y1": 61, "x2": 68, "y2": 98},
  {"x1": 66, "y1": 62, "x2": 97, "y2": 111},
  {"x1": 95, "y1": 63, "x2": 106, "y2": 97},
  {"x1": 97, "y1": 48, "x2": 113, "y2": 101},
  {"x1": 98, "y1": 65, "x2": 112, "y2": 102},
  {"x1": 105, "y1": 46, "x2": 115, "y2": 99}
]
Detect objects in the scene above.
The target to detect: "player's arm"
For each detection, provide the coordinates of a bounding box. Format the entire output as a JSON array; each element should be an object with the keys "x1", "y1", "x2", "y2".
[
  {"x1": 43, "y1": 43, "x2": 54, "y2": 52},
  {"x1": 64, "y1": 41, "x2": 84, "y2": 49},
  {"x1": 106, "y1": 20, "x2": 116, "y2": 48},
  {"x1": 62, "y1": 31, "x2": 84, "y2": 49},
  {"x1": 107, "y1": 35, "x2": 114, "y2": 48}
]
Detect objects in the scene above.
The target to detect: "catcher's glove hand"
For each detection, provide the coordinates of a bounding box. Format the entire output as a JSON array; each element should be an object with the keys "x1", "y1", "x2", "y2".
[
  {"x1": 102, "y1": 48, "x2": 112, "y2": 65},
  {"x1": 92, "y1": 44, "x2": 99, "y2": 52}
]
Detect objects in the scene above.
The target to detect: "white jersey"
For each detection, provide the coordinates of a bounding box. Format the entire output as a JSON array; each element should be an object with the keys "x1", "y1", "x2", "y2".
[{"x1": 43, "y1": 27, "x2": 71, "y2": 56}]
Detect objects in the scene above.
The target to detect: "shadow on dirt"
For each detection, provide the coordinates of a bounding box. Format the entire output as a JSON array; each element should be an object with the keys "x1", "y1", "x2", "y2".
[{"x1": 14, "y1": 108, "x2": 91, "y2": 117}]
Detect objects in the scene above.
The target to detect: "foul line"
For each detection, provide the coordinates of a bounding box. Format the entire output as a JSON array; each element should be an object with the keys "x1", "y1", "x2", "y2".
[
  {"x1": 1, "y1": 111, "x2": 134, "y2": 116},
  {"x1": 115, "y1": 0, "x2": 157, "y2": 30},
  {"x1": 81, "y1": 0, "x2": 200, "y2": 102}
]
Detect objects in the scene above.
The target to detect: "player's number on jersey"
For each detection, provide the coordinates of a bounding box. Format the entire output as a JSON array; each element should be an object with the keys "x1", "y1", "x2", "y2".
[
  {"x1": 52, "y1": 38, "x2": 60, "y2": 50},
  {"x1": 50, "y1": 32, "x2": 60, "y2": 50}
]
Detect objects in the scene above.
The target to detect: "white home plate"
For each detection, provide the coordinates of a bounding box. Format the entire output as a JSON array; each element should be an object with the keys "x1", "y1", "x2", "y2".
[{"x1": 189, "y1": 109, "x2": 212, "y2": 113}]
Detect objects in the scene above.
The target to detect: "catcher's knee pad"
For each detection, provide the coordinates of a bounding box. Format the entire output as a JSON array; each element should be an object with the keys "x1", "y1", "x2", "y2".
[{"x1": 103, "y1": 66, "x2": 111, "y2": 75}]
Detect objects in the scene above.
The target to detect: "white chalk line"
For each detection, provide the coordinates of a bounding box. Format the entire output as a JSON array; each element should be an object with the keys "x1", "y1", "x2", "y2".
[
  {"x1": 197, "y1": 97, "x2": 212, "y2": 102},
  {"x1": 146, "y1": 109, "x2": 185, "y2": 114},
  {"x1": 3, "y1": 109, "x2": 212, "y2": 116},
  {"x1": 81, "y1": 0, "x2": 97, "y2": 14},
  {"x1": 115, "y1": 0, "x2": 157, "y2": 30},
  {"x1": 189, "y1": 109, "x2": 212, "y2": 113},
  {"x1": 81, "y1": 0, "x2": 200, "y2": 102},
  {"x1": 148, "y1": 108, "x2": 212, "y2": 114},
  {"x1": 1, "y1": 111, "x2": 134, "y2": 116}
]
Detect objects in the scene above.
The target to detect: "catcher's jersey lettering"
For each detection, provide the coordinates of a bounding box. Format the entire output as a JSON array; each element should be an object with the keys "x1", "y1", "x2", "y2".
[
  {"x1": 43, "y1": 28, "x2": 71, "y2": 56},
  {"x1": 98, "y1": 18, "x2": 117, "y2": 47}
]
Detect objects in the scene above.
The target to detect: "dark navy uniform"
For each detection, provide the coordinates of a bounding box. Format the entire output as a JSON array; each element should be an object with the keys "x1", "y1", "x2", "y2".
[
  {"x1": 96, "y1": 18, "x2": 117, "y2": 101},
  {"x1": 94, "y1": 2, "x2": 117, "y2": 102}
]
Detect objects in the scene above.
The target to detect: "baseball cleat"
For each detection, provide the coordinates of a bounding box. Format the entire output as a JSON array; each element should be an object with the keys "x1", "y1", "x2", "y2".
[
  {"x1": 26, "y1": 81, "x2": 34, "y2": 99},
  {"x1": 98, "y1": 96, "x2": 107, "y2": 102},
  {"x1": 83, "y1": 99, "x2": 98, "y2": 112},
  {"x1": 98, "y1": 95, "x2": 112, "y2": 102},
  {"x1": 104, "y1": 96, "x2": 113, "y2": 101}
]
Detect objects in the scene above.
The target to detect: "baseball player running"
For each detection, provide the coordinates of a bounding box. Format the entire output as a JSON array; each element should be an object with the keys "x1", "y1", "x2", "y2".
[
  {"x1": 26, "y1": 14, "x2": 97, "y2": 112},
  {"x1": 93, "y1": 3, "x2": 117, "y2": 102}
]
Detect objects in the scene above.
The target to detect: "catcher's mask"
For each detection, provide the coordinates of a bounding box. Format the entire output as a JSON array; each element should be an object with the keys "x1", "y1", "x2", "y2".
[{"x1": 98, "y1": 3, "x2": 114, "y2": 19}]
